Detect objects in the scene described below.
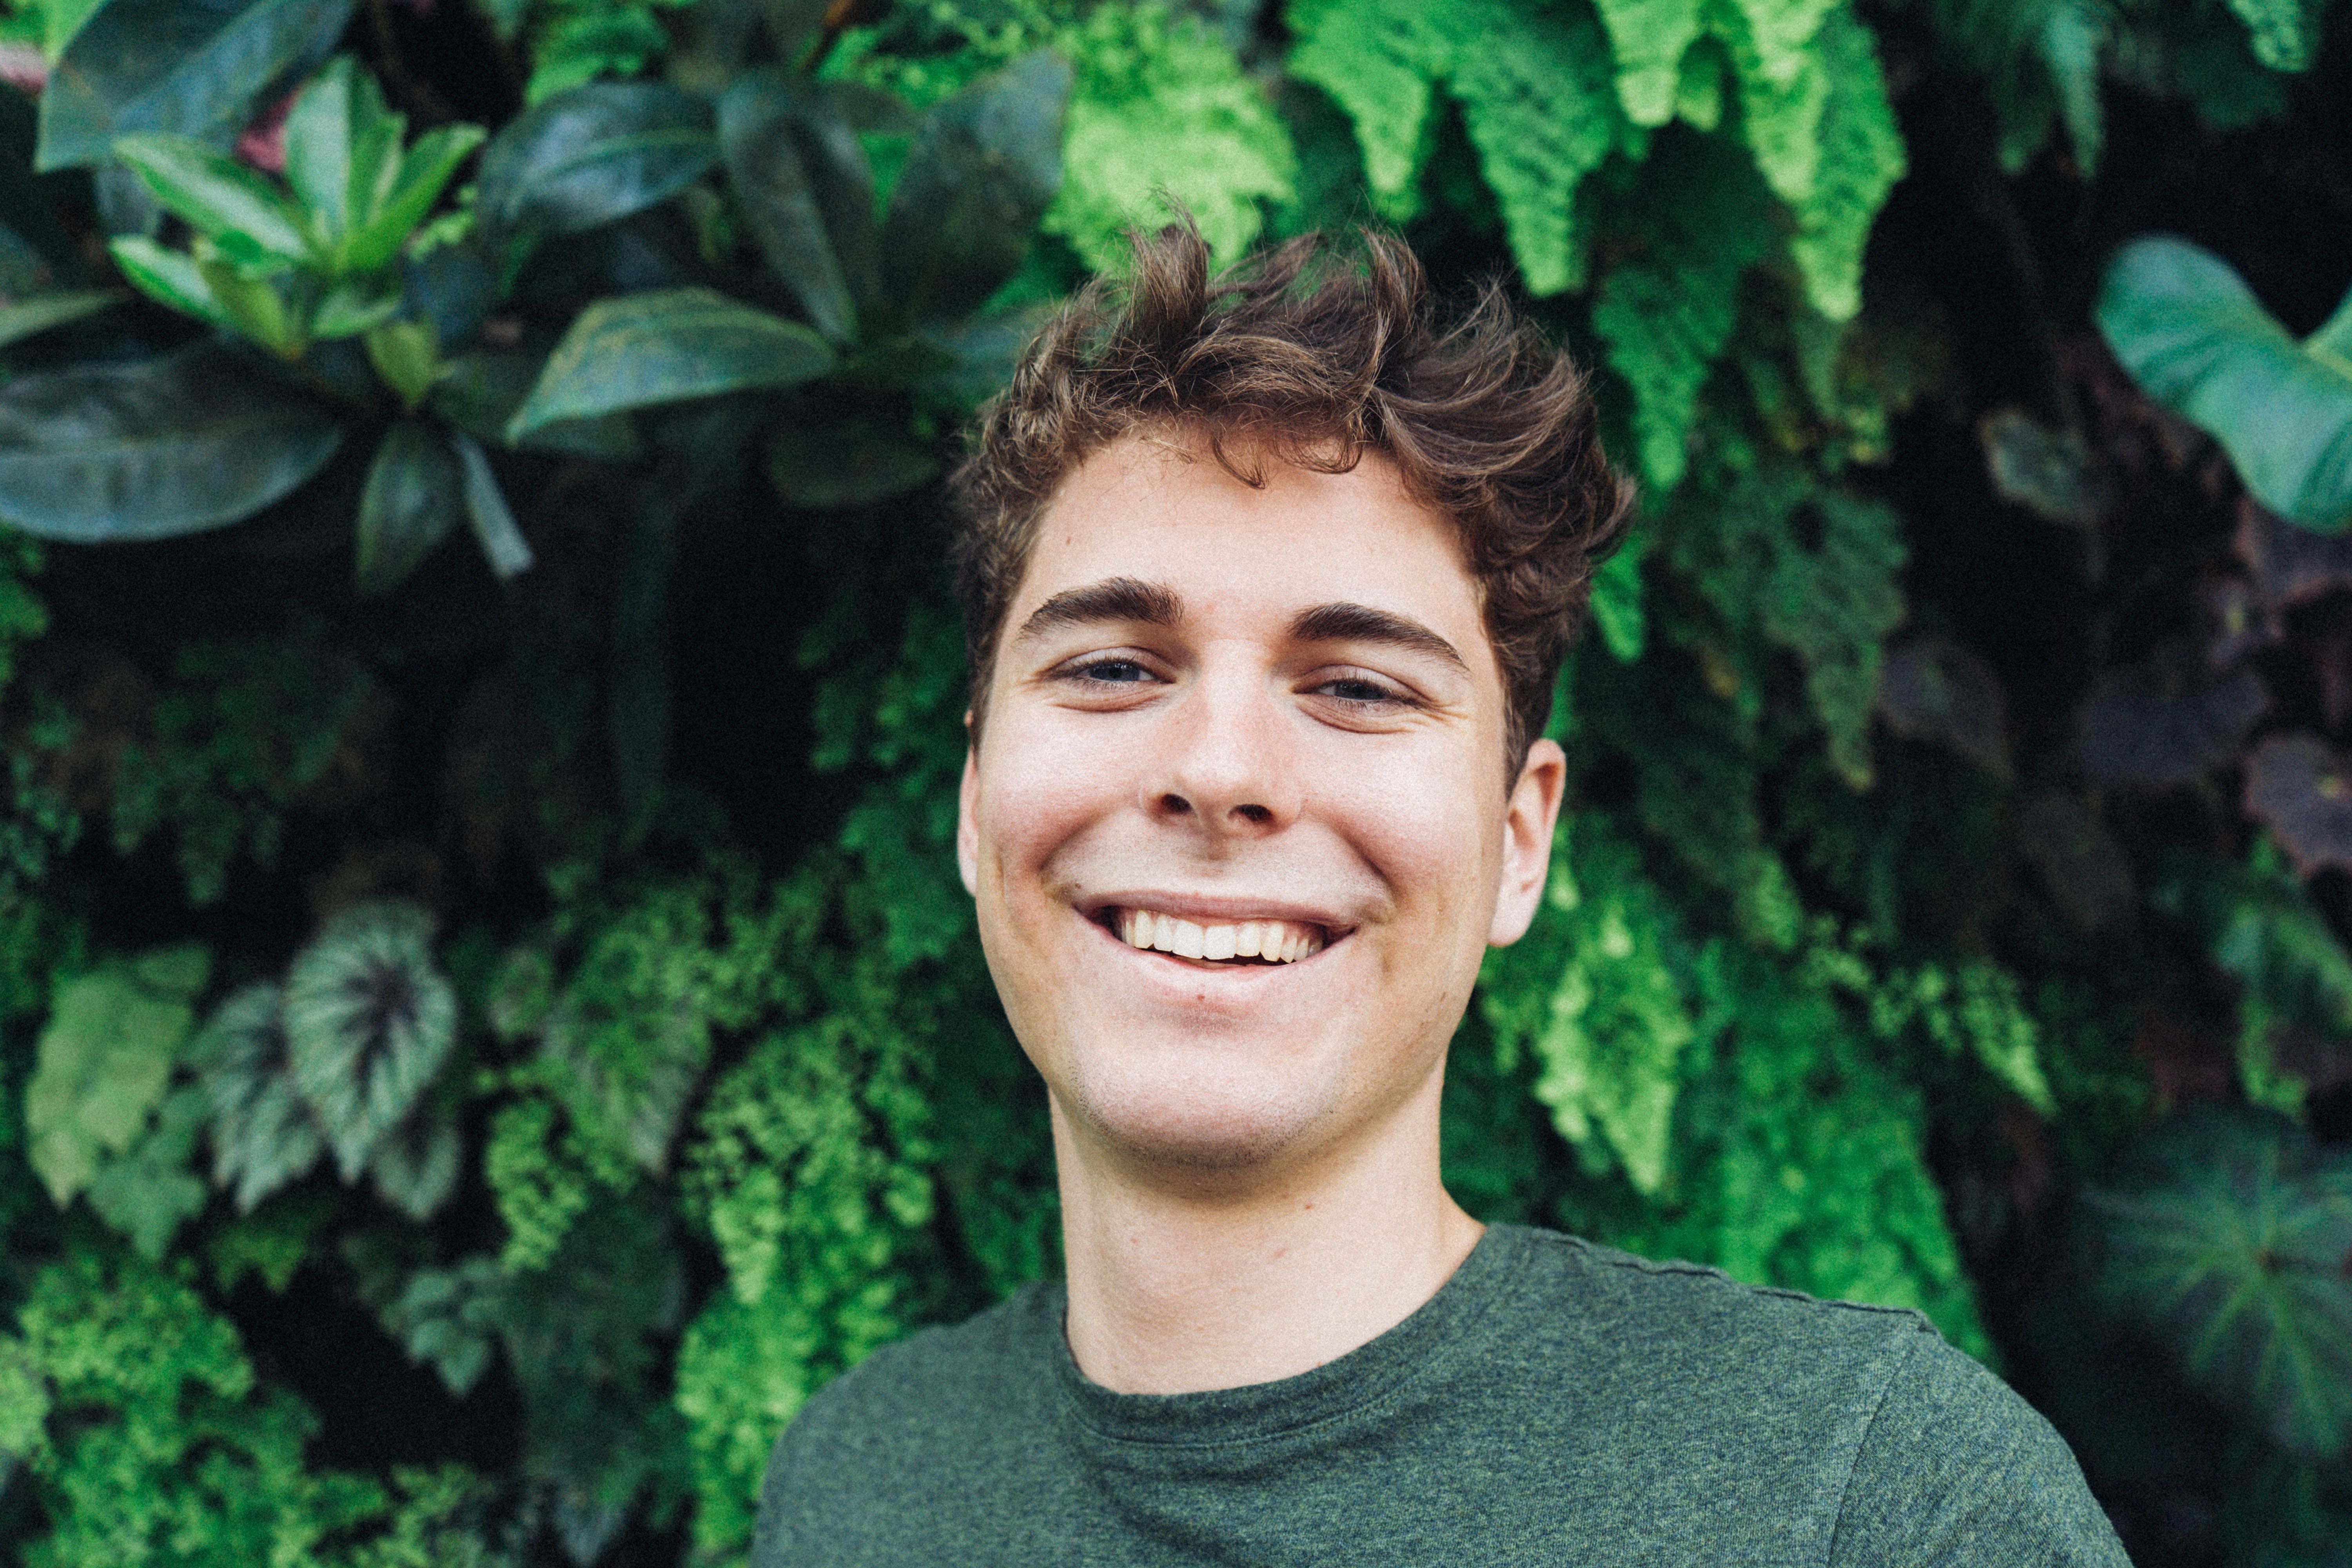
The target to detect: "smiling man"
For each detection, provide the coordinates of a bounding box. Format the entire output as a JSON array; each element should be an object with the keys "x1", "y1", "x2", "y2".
[{"x1": 751, "y1": 228, "x2": 2127, "y2": 1566}]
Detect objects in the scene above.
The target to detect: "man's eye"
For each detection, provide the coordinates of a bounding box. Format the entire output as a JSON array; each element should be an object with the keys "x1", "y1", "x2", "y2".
[
  {"x1": 1072, "y1": 659, "x2": 1154, "y2": 684},
  {"x1": 1316, "y1": 677, "x2": 1407, "y2": 705}
]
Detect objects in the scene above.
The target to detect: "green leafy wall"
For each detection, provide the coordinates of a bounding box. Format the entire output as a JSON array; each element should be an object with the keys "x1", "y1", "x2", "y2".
[{"x1": 0, "y1": 0, "x2": 2349, "y2": 1564}]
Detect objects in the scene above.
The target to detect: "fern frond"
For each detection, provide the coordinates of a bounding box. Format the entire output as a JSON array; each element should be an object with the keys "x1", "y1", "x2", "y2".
[
  {"x1": 1786, "y1": 10, "x2": 1907, "y2": 321},
  {"x1": 1594, "y1": 0, "x2": 1709, "y2": 124},
  {"x1": 1284, "y1": 0, "x2": 1451, "y2": 215},
  {"x1": 283, "y1": 900, "x2": 457, "y2": 1181}
]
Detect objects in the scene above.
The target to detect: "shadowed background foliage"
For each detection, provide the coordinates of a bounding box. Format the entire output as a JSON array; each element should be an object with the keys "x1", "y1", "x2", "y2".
[{"x1": 0, "y1": 0, "x2": 2350, "y2": 1562}]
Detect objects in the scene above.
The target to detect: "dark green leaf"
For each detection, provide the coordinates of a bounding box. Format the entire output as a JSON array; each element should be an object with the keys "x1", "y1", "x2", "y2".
[
  {"x1": 369, "y1": 1111, "x2": 462, "y2": 1221},
  {"x1": 189, "y1": 981, "x2": 327, "y2": 1213},
  {"x1": 354, "y1": 418, "x2": 463, "y2": 596},
  {"x1": 38, "y1": 0, "x2": 356, "y2": 172},
  {"x1": 2099, "y1": 236, "x2": 2352, "y2": 532},
  {"x1": 381, "y1": 1255, "x2": 509, "y2": 1395},
  {"x1": 85, "y1": 1085, "x2": 210, "y2": 1259},
  {"x1": 284, "y1": 898, "x2": 457, "y2": 1181},
  {"x1": 0, "y1": 287, "x2": 122, "y2": 347},
  {"x1": 879, "y1": 49, "x2": 1071, "y2": 326},
  {"x1": 718, "y1": 69, "x2": 868, "y2": 342},
  {"x1": 110, "y1": 132, "x2": 310, "y2": 264},
  {"x1": 508, "y1": 287, "x2": 834, "y2": 438},
  {"x1": 431, "y1": 348, "x2": 642, "y2": 458},
  {"x1": 474, "y1": 82, "x2": 716, "y2": 250},
  {"x1": 2085, "y1": 1105, "x2": 2352, "y2": 1457},
  {"x1": 452, "y1": 430, "x2": 533, "y2": 579},
  {"x1": 0, "y1": 343, "x2": 343, "y2": 541},
  {"x1": 766, "y1": 416, "x2": 936, "y2": 509}
]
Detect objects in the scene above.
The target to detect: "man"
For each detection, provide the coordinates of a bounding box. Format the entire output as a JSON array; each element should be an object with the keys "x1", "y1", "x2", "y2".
[{"x1": 752, "y1": 227, "x2": 2127, "y2": 1565}]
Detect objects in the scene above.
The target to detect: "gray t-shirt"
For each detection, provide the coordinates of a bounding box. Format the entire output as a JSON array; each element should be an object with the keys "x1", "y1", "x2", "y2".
[{"x1": 753, "y1": 1223, "x2": 2129, "y2": 1565}]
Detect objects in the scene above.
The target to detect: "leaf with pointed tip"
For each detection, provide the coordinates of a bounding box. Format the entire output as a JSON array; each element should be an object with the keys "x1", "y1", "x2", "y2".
[
  {"x1": 0, "y1": 345, "x2": 343, "y2": 541},
  {"x1": 509, "y1": 288, "x2": 833, "y2": 438},
  {"x1": 719, "y1": 69, "x2": 867, "y2": 342},
  {"x1": 110, "y1": 131, "x2": 310, "y2": 265},
  {"x1": 2084, "y1": 1105, "x2": 2352, "y2": 1457},
  {"x1": 879, "y1": 50, "x2": 1071, "y2": 328},
  {"x1": 369, "y1": 1111, "x2": 462, "y2": 1221},
  {"x1": 452, "y1": 430, "x2": 534, "y2": 579},
  {"x1": 431, "y1": 348, "x2": 642, "y2": 459},
  {"x1": 282, "y1": 54, "x2": 403, "y2": 255},
  {"x1": 2100, "y1": 236, "x2": 2352, "y2": 532},
  {"x1": 283, "y1": 900, "x2": 457, "y2": 1180},
  {"x1": 474, "y1": 81, "x2": 715, "y2": 252},
  {"x1": 109, "y1": 235, "x2": 237, "y2": 329},
  {"x1": 344, "y1": 123, "x2": 485, "y2": 275},
  {"x1": 37, "y1": 0, "x2": 356, "y2": 172},
  {"x1": 0, "y1": 289, "x2": 121, "y2": 347},
  {"x1": 189, "y1": 981, "x2": 327, "y2": 1213},
  {"x1": 355, "y1": 417, "x2": 463, "y2": 596}
]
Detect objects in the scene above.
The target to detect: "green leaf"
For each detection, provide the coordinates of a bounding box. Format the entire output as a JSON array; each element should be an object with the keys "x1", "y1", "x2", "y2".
[
  {"x1": 310, "y1": 272, "x2": 401, "y2": 339},
  {"x1": 474, "y1": 80, "x2": 716, "y2": 247},
  {"x1": 0, "y1": 344, "x2": 343, "y2": 541},
  {"x1": 1589, "y1": 532, "x2": 1648, "y2": 662},
  {"x1": 432, "y1": 347, "x2": 642, "y2": 458},
  {"x1": 109, "y1": 132, "x2": 311, "y2": 264},
  {"x1": 368, "y1": 1112, "x2": 462, "y2": 1221},
  {"x1": 1784, "y1": 9, "x2": 1907, "y2": 321},
  {"x1": 2085, "y1": 1106, "x2": 2352, "y2": 1457},
  {"x1": 1594, "y1": 0, "x2": 1707, "y2": 124},
  {"x1": 766, "y1": 416, "x2": 938, "y2": 509},
  {"x1": 109, "y1": 234, "x2": 237, "y2": 328},
  {"x1": 36, "y1": 0, "x2": 356, "y2": 172},
  {"x1": 281, "y1": 55, "x2": 399, "y2": 258},
  {"x1": 0, "y1": 287, "x2": 120, "y2": 347},
  {"x1": 345, "y1": 122, "x2": 484, "y2": 274},
  {"x1": 509, "y1": 288, "x2": 834, "y2": 438},
  {"x1": 1285, "y1": 0, "x2": 1449, "y2": 212},
  {"x1": 198, "y1": 254, "x2": 303, "y2": 354},
  {"x1": 1044, "y1": 4, "x2": 1297, "y2": 271},
  {"x1": 283, "y1": 898, "x2": 457, "y2": 1181},
  {"x1": 451, "y1": 431, "x2": 534, "y2": 580},
  {"x1": 2098, "y1": 236, "x2": 2352, "y2": 532},
  {"x1": 354, "y1": 417, "x2": 463, "y2": 596},
  {"x1": 719, "y1": 68, "x2": 865, "y2": 342},
  {"x1": 363, "y1": 318, "x2": 442, "y2": 409},
  {"x1": 189, "y1": 982, "x2": 327, "y2": 1213},
  {"x1": 2227, "y1": 0, "x2": 2321, "y2": 71},
  {"x1": 878, "y1": 49, "x2": 1072, "y2": 328},
  {"x1": 24, "y1": 947, "x2": 211, "y2": 1207},
  {"x1": 380, "y1": 1256, "x2": 509, "y2": 1395},
  {"x1": 84, "y1": 1085, "x2": 210, "y2": 1259}
]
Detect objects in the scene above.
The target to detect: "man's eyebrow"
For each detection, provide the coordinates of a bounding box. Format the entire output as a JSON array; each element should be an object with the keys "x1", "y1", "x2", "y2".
[
  {"x1": 1290, "y1": 602, "x2": 1468, "y2": 673},
  {"x1": 1012, "y1": 577, "x2": 1184, "y2": 644}
]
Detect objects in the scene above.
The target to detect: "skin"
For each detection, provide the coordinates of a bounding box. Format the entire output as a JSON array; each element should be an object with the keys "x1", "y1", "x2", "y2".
[{"x1": 958, "y1": 430, "x2": 1566, "y2": 1395}]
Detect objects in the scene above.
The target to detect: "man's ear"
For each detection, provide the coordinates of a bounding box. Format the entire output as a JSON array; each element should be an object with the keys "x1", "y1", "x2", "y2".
[
  {"x1": 956, "y1": 713, "x2": 980, "y2": 897},
  {"x1": 1488, "y1": 737, "x2": 1566, "y2": 947}
]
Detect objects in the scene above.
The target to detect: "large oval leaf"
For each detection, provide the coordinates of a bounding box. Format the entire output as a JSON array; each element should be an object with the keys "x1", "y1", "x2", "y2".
[
  {"x1": 0, "y1": 343, "x2": 343, "y2": 541},
  {"x1": 474, "y1": 81, "x2": 716, "y2": 244},
  {"x1": 718, "y1": 69, "x2": 871, "y2": 343},
  {"x1": 508, "y1": 288, "x2": 834, "y2": 437},
  {"x1": 879, "y1": 49, "x2": 1071, "y2": 327},
  {"x1": 283, "y1": 898, "x2": 457, "y2": 1182},
  {"x1": 2098, "y1": 236, "x2": 2352, "y2": 532},
  {"x1": 38, "y1": 0, "x2": 355, "y2": 172},
  {"x1": 2084, "y1": 1105, "x2": 2352, "y2": 1458},
  {"x1": 355, "y1": 418, "x2": 461, "y2": 596}
]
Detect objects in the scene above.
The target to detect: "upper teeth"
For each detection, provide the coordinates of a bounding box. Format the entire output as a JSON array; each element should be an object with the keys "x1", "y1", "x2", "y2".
[{"x1": 1116, "y1": 908, "x2": 1325, "y2": 963}]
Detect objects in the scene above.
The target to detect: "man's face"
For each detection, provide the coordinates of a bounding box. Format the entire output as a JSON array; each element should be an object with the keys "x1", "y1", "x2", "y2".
[{"x1": 959, "y1": 432, "x2": 1563, "y2": 1177}]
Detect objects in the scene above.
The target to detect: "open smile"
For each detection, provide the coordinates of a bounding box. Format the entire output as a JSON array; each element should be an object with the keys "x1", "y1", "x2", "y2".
[{"x1": 1090, "y1": 903, "x2": 1353, "y2": 968}]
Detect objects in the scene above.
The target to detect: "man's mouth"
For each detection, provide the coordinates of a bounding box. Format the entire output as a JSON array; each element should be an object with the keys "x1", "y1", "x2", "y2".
[{"x1": 1107, "y1": 906, "x2": 1330, "y2": 964}]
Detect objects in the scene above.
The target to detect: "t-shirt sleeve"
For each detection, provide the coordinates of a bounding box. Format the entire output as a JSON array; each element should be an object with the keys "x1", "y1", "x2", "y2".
[{"x1": 1828, "y1": 1328, "x2": 2131, "y2": 1567}]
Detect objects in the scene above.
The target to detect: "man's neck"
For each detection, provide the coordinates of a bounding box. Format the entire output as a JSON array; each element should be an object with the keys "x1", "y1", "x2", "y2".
[{"x1": 1052, "y1": 1078, "x2": 1485, "y2": 1396}]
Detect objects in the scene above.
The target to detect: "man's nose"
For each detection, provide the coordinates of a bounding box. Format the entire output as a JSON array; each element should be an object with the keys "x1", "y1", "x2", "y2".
[{"x1": 1142, "y1": 663, "x2": 1300, "y2": 836}]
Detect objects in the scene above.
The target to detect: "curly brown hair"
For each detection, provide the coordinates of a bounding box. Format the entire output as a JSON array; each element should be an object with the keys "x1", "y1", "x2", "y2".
[{"x1": 949, "y1": 224, "x2": 1633, "y2": 778}]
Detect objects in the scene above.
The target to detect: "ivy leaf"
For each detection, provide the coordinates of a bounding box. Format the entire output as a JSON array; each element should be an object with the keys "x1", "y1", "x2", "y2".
[
  {"x1": 1877, "y1": 635, "x2": 2011, "y2": 779},
  {"x1": 24, "y1": 947, "x2": 210, "y2": 1207},
  {"x1": 2098, "y1": 236, "x2": 2352, "y2": 532},
  {"x1": 1044, "y1": 5, "x2": 1296, "y2": 271},
  {"x1": 0, "y1": 343, "x2": 343, "y2": 541},
  {"x1": 2084, "y1": 1105, "x2": 2352, "y2": 1458},
  {"x1": 474, "y1": 81, "x2": 716, "y2": 254},
  {"x1": 85, "y1": 1085, "x2": 210, "y2": 1259},
  {"x1": 381, "y1": 1255, "x2": 509, "y2": 1396},
  {"x1": 283, "y1": 898, "x2": 458, "y2": 1181},
  {"x1": 189, "y1": 982, "x2": 327, "y2": 1214},
  {"x1": 878, "y1": 49, "x2": 1071, "y2": 328},
  {"x1": 354, "y1": 417, "x2": 462, "y2": 597},
  {"x1": 2077, "y1": 636, "x2": 2270, "y2": 787},
  {"x1": 36, "y1": 0, "x2": 356, "y2": 172},
  {"x1": 2245, "y1": 733, "x2": 2352, "y2": 878},
  {"x1": 508, "y1": 288, "x2": 834, "y2": 438},
  {"x1": 718, "y1": 69, "x2": 868, "y2": 344}
]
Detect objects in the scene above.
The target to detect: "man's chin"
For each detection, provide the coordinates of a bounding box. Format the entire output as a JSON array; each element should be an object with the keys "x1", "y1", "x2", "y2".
[{"x1": 1053, "y1": 1064, "x2": 1346, "y2": 1182}]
